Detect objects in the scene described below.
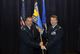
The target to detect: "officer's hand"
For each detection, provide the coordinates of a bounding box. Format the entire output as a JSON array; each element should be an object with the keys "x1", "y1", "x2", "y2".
[
  {"x1": 39, "y1": 42, "x2": 46, "y2": 50},
  {"x1": 41, "y1": 45, "x2": 46, "y2": 50},
  {"x1": 39, "y1": 42, "x2": 43, "y2": 46}
]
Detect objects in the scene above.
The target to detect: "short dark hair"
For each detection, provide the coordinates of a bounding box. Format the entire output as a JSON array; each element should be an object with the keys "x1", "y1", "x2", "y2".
[
  {"x1": 50, "y1": 15, "x2": 57, "y2": 18},
  {"x1": 50, "y1": 15, "x2": 58, "y2": 20},
  {"x1": 25, "y1": 16, "x2": 32, "y2": 21}
]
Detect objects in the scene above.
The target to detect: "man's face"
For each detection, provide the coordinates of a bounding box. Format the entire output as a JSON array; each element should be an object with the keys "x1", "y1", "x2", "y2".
[
  {"x1": 25, "y1": 17, "x2": 33, "y2": 27},
  {"x1": 50, "y1": 17, "x2": 58, "y2": 26}
]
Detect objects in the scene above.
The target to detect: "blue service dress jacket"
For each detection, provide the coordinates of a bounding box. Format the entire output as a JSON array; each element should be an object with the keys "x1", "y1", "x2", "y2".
[{"x1": 47, "y1": 25, "x2": 63, "y2": 54}]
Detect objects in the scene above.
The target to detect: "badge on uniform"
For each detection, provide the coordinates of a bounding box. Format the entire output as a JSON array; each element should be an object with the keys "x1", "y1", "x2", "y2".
[{"x1": 51, "y1": 31, "x2": 56, "y2": 35}]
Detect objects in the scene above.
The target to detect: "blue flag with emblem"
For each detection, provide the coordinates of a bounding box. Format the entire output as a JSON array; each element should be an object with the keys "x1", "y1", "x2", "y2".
[
  {"x1": 32, "y1": 1, "x2": 43, "y2": 30},
  {"x1": 32, "y1": 1, "x2": 44, "y2": 42}
]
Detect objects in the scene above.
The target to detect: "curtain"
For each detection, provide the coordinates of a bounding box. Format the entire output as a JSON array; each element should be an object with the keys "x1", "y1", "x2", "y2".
[{"x1": 0, "y1": 0, "x2": 80, "y2": 54}]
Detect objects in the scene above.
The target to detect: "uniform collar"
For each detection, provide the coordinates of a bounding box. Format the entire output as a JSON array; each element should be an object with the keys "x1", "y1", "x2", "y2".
[
  {"x1": 25, "y1": 25, "x2": 31, "y2": 30},
  {"x1": 52, "y1": 24, "x2": 57, "y2": 29}
]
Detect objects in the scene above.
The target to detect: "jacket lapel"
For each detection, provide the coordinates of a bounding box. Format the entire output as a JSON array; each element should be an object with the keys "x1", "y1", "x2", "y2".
[{"x1": 25, "y1": 26, "x2": 33, "y2": 38}]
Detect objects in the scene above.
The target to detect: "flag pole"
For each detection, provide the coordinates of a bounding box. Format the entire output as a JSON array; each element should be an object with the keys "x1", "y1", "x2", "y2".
[
  {"x1": 40, "y1": 34, "x2": 44, "y2": 54},
  {"x1": 33, "y1": 0, "x2": 45, "y2": 54},
  {"x1": 35, "y1": 25, "x2": 45, "y2": 54}
]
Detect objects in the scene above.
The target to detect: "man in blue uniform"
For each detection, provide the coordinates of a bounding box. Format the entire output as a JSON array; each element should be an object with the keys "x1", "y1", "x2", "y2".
[{"x1": 46, "y1": 15, "x2": 63, "y2": 54}]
